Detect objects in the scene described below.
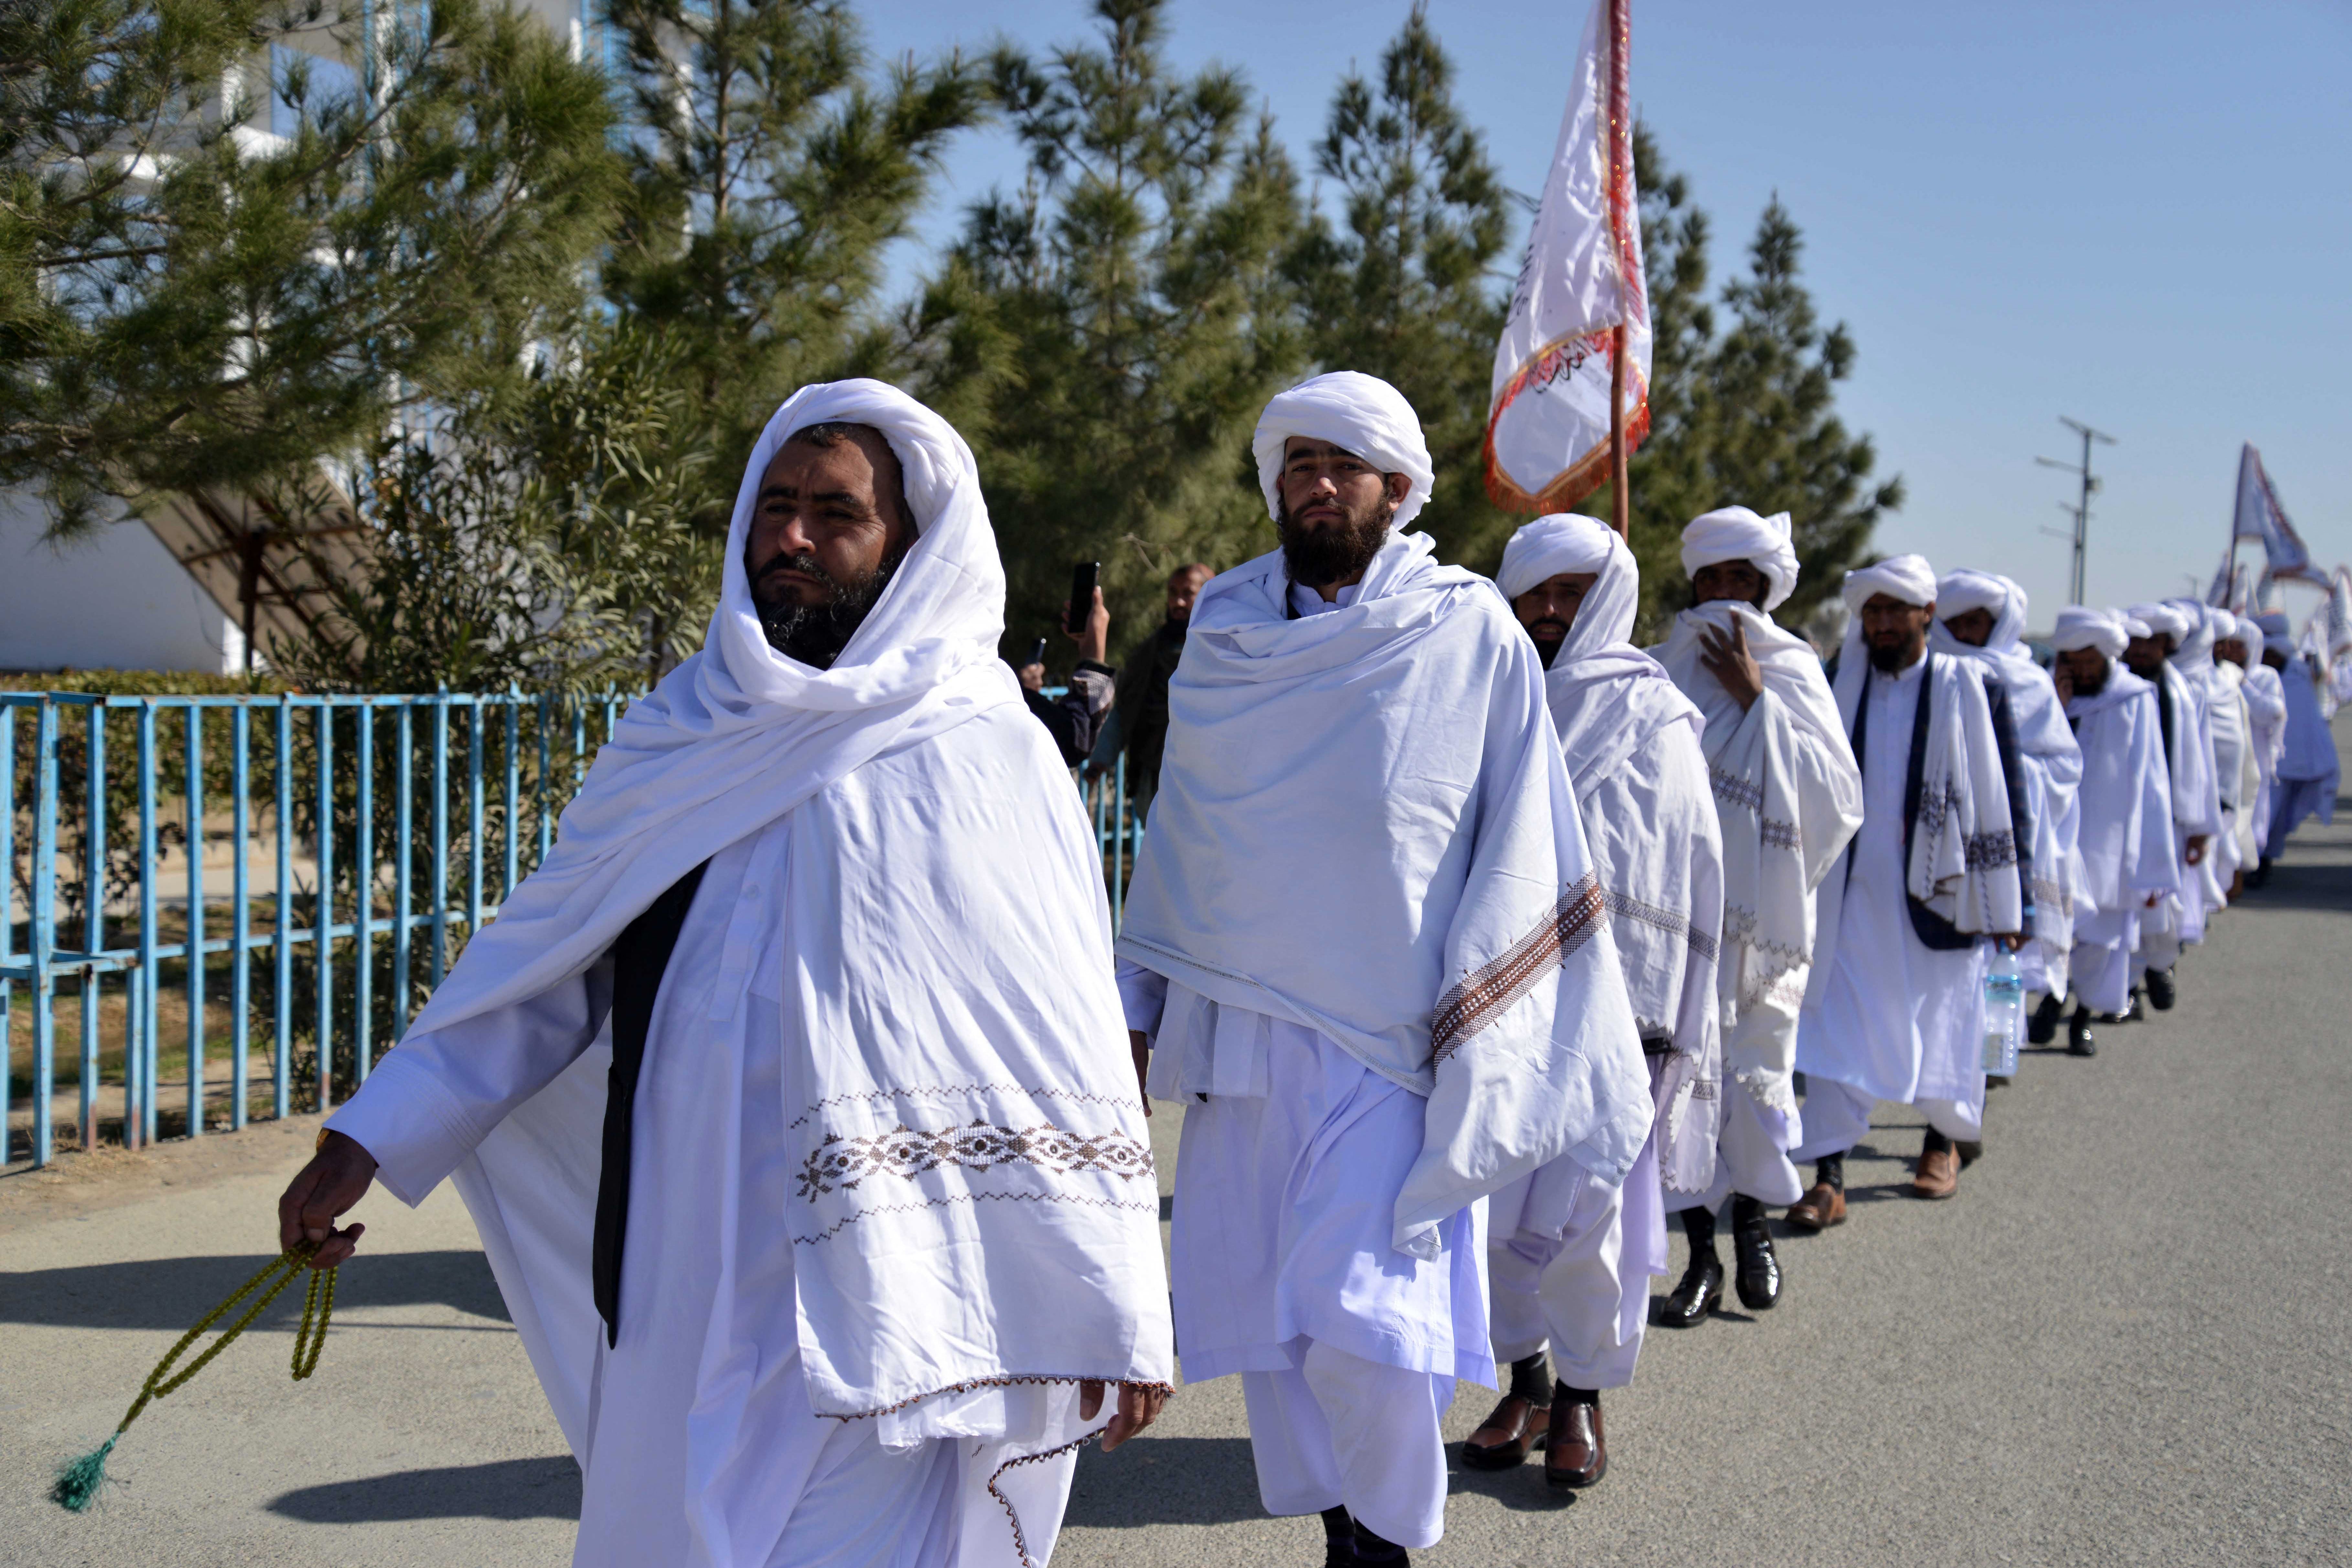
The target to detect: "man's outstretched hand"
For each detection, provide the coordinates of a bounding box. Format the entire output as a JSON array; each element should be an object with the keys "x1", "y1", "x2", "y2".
[
  {"x1": 278, "y1": 1130, "x2": 379, "y2": 1270},
  {"x1": 1079, "y1": 1379, "x2": 1168, "y2": 1452}
]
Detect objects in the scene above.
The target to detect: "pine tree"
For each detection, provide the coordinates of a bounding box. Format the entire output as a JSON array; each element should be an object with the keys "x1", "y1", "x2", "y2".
[
  {"x1": 601, "y1": 0, "x2": 985, "y2": 498},
  {"x1": 0, "y1": 0, "x2": 623, "y2": 537},
  {"x1": 902, "y1": 0, "x2": 1304, "y2": 661},
  {"x1": 1287, "y1": 4, "x2": 1514, "y2": 570}
]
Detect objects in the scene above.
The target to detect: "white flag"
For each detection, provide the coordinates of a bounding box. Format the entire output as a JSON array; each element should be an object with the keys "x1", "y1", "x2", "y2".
[
  {"x1": 1484, "y1": 0, "x2": 1648, "y2": 513},
  {"x1": 2235, "y1": 442, "x2": 2325, "y2": 586}
]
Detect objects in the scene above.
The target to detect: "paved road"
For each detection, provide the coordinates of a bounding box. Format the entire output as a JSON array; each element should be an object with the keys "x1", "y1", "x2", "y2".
[{"x1": 7, "y1": 723, "x2": 2349, "y2": 1567}]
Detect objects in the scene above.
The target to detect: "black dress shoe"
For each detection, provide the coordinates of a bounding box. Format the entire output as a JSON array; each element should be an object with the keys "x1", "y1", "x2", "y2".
[
  {"x1": 2144, "y1": 967, "x2": 2176, "y2": 1011},
  {"x1": 2027, "y1": 991, "x2": 2065, "y2": 1045},
  {"x1": 1730, "y1": 1195, "x2": 1781, "y2": 1310},
  {"x1": 1660, "y1": 1252, "x2": 1723, "y2": 1327},
  {"x1": 2067, "y1": 1009, "x2": 2096, "y2": 1056}
]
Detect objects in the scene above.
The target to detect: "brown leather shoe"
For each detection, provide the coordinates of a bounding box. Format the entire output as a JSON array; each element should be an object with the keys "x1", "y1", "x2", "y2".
[
  {"x1": 1460, "y1": 1391, "x2": 1548, "y2": 1470},
  {"x1": 1543, "y1": 1391, "x2": 1606, "y2": 1488},
  {"x1": 1786, "y1": 1182, "x2": 1846, "y2": 1231},
  {"x1": 1912, "y1": 1144, "x2": 1959, "y2": 1199}
]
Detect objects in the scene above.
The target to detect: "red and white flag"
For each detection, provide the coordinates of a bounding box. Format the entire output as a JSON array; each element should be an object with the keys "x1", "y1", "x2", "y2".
[{"x1": 1484, "y1": 0, "x2": 1648, "y2": 513}]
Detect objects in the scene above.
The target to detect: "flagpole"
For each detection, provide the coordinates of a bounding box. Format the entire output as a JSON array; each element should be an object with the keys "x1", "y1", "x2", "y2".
[{"x1": 1609, "y1": 323, "x2": 1629, "y2": 539}]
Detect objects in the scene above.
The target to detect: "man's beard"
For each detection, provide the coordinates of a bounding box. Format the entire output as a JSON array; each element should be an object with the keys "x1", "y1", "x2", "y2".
[
  {"x1": 1867, "y1": 636, "x2": 1916, "y2": 672},
  {"x1": 1277, "y1": 492, "x2": 1394, "y2": 592},
  {"x1": 750, "y1": 551, "x2": 900, "y2": 669},
  {"x1": 1528, "y1": 621, "x2": 1569, "y2": 669},
  {"x1": 2072, "y1": 661, "x2": 2109, "y2": 697}
]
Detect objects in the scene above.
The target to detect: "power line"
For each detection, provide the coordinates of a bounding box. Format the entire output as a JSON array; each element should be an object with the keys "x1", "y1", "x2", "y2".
[{"x1": 2035, "y1": 417, "x2": 2117, "y2": 605}]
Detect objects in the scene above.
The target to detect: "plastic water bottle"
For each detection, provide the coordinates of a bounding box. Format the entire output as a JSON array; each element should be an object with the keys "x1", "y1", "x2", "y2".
[{"x1": 1980, "y1": 949, "x2": 2024, "y2": 1075}]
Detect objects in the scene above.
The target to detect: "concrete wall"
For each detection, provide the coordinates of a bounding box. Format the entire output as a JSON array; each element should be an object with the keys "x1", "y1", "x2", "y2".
[{"x1": 0, "y1": 490, "x2": 244, "y2": 675}]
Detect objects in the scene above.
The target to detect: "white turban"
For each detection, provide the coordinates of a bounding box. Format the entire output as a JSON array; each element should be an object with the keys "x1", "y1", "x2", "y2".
[
  {"x1": 1935, "y1": 568, "x2": 2026, "y2": 648},
  {"x1": 2116, "y1": 610, "x2": 2152, "y2": 641},
  {"x1": 2254, "y1": 610, "x2": 2290, "y2": 641},
  {"x1": 1679, "y1": 506, "x2": 1800, "y2": 612},
  {"x1": 1496, "y1": 512, "x2": 1636, "y2": 651},
  {"x1": 1841, "y1": 553, "x2": 1939, "y2": 615},
  {"x1": 2051, "y1": 605, "x2": 2127, "y2": 659},
  {"x1": 2129, "y1": 601, "x2": 2191, "y2": 643},
  {"x1": 1251, "y1": 371, "x2": 1435, "y2": 529},
  {"x1": 2237, "y1": 615, "x2": 2266, "y2": 664}
]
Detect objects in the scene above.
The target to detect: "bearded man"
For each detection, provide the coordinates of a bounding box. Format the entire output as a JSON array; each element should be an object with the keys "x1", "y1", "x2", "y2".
[
  {"x1": 1463, "y1": 514, "x2": 1723, "y2": 1492},
  {"x1": 276, "y1": 382, "x2": 1171, "y2": 1568},
  {"x1": 1650, "y1": 506, "x2": 1861, "y2": 1302},
  {"x1": 1793, "y1": 557, "x2": 2028, "y2": 1206},
  {"x1": 2207, "y1": 609, "x2": 2263, "y2": 899},
  {"x1": 1090, "y1": 562, "x2": 1215, "y2": 822},
  {"x1": 2237, "y1": 613, "x2": 2290, "y2": 885},
  {"x1": 2120, "y1": 601, "x2": 2220, "y2": 1013},
  {"x1": 2050, "y1": 608, "x2": 2176, "y2": 1054},
  {"x1": 2258, "y1": 608, "x2": 2339, "y2": 862},
  {"x1": 1931, "y1": 571, "x2": 2084, "y2": 1051},
  {"x1": 1115, "y1": 373, "x2": 1648, "y2": 1565}
]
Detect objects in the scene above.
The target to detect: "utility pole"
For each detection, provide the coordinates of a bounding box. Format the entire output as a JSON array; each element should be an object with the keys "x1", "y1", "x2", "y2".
[{"x1": 2036, "y1": 417, "x2": 2117, "y2": 605}]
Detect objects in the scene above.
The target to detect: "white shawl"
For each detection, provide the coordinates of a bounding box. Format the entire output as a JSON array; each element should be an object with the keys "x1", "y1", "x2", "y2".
[
  {"x1": 1931, "y1": 569, "x2": 2083, "y2": 966},
  {"x1": 377, "y1": 381, "x2": 1171, "y2": 1433},
  {"x1": 2131, "y1": 603, "x2": 2223, "y2": 838},
  {"x1": 1652, "y1": 600, "x2": 1860, "y2": 1116},
  {"x1": 1117, "y1": 523, "x2": 1651, "y2": 1253},
  {"x1": 1500, "y1": 514, "x2": 1721, "y2": 1193}
]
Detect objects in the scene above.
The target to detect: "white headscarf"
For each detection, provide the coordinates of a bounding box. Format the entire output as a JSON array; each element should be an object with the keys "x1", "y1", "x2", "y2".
[
  {"x1": 1834, "y1": 554, "x2": 1939, "y2": 690},
  {"x1": 1679, "y1": 505, "x2": 1800, "y2": 612},
  {"x1": 2130, "y1": 601, "x2": 2193, "y2": 645},
  {"x1": 1251, "y1": 370, "x2": 1435, "y2": 529},
  {"x1": 386, "y1": 380, "x2": 1172, "y2": 1434},
  {"x1": 2052, "y1": 606, "x2": 2128, "y2": 659},
  {"x1": 2254, "y1": 609, "x2": 2291, "y2": 643},
  {"x1": 1497, "y1": 514, "x2": 1671, "y2": 771},
  {"x1": 2233, "y1": 613, "x2": 2266, "y2": 665}
]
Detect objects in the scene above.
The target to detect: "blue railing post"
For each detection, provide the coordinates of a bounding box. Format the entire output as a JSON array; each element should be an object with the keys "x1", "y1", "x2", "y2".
[
  {"x1": 80, "y1": 703, "x2": 104, "y2": 1151},
  {"x1": 0, "y1": 704, "x2": 14, "y2": 1161},
  {"x1": 394, "y1": 703, "x2": 413, "y2": 1038},
  {"x1": 354, "y1": 701, "x2": 374, "y2": 1082},
  {"x1": 503, "y1": 692, "x2": 520, "y2": 904},
  {"x1": 184, "y1": 704, "x2": 206, "y2": 1136},
  {"x1": 135, "y1": 701, "x2": 157, "y2": 1148},
  {"x1": 231, "y1": 703, "x2": 250, "y2": 1130},
  {"x1": 535, "y1": 695, "x2": 552, "y2": 864},
  {"x1": 315, "y1": 700, "x2": 334, "y2": 1111},
  {"x1": 430, "y1": 693, "x2": 449, "y2": 988},
  {"x1": 467, "y1": 697, "x2": 484, "y2": 946},
  {"x1": 29, "y1": 701, "x2": 61, "y2": 1165},
  {"x1": 274, "y1": 696, "x2": 292, "y2": 1119}
]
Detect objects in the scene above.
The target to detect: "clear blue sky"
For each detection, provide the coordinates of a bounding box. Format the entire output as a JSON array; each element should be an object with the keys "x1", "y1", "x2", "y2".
[{"x1": 863, "y1": 0, "x2": 2352, "y2": 628}]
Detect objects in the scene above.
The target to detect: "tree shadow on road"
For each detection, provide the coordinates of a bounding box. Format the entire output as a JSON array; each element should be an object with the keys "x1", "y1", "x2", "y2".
[
  {"x1": 0, "y1": 1249, "x2": 507, "y2": 1328},
  {"x1": 1064, "y1": 1435, "x2": 1262, "y2": 1525},
  {"x1": 265, "y1": 1455, "x2": 579, "y2": 1522}
]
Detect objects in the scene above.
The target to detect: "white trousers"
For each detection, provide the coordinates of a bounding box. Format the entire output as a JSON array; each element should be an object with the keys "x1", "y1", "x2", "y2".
[
  {"x1": 1240, "y1": 1343, "x2": 1453, "y2": 1550},
  {"x1": 1791, "y1": 1076, "x2": 1980, "y2": 1162},
  {"x1": 2070, "y1": 936, "x2": 2133, "y2": 1016},
  {"x1": 1487, "y1": 1164, "x2": 1647, "y2": 1391}
]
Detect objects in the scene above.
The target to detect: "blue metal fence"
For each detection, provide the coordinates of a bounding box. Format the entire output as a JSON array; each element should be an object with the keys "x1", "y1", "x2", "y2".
[{"x1": 2, "y1": 689, "x2": 1143, "y2": 1168}]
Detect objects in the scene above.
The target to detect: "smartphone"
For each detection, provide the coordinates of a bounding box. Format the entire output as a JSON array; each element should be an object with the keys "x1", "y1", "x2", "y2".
[
  {"x1": 1026, "y1": 637, "x2": 1049, "y2": 668},
  {"x1": 1066, "y1": 561, "x2": 1099, "y2": 635}
]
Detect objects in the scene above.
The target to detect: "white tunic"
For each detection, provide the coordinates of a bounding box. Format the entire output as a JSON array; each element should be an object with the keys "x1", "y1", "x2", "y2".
[
  {"x1": 1796, "y1": 655, "x2": 1987, "y2": 1109},
  {"x1": 333, "y1": 821, "x2": 1091, "y2": 1567}
]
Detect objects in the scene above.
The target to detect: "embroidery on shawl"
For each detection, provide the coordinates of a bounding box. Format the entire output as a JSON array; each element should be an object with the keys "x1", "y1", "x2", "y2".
[
  {"x1": 1602, "y1": 886, "x2": 1721, "y2": 963},
  {"x1": 2030, "y1": 873, "x2": 2073, "y2": 915},
  {"x1": 797, "y1": 1120, "x2": 1153, "y2": 1200},
  {"x1": 1428, "y1": 873, "x2": 1604, "y2": 1064},
  {"x1": 792, "y1": 1188, "x2": 1160, "y2": 1246},
  {"x1": 830, "y1": 1370, "x2": 1176, "y2": 1422},
  {"x1": 1962, "y1": 829, "x2": 2018, "y2": 869},
  {"x1": 1708, "y1": 766, "x2": 1763, "y2": 814},
  {"x1": 1717, "y1": 903, "x2": 1811, "y2": 1021}
]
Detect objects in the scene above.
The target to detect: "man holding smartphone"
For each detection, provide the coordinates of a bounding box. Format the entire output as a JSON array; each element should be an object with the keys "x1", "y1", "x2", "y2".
[{"x1": 1019, "y1": 576, "x2": 1116, "y2": 767}]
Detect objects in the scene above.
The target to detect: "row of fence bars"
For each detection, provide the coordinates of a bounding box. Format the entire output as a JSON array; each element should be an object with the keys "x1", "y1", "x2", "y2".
[{"x1": 2, "y1": 689, "x2": 1145, "y2": 1169}]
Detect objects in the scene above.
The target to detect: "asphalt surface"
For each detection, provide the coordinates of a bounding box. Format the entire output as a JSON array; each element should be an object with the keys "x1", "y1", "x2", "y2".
[{"x1": 5, "y1": 719, "x2": 2348, "y2": 1567}]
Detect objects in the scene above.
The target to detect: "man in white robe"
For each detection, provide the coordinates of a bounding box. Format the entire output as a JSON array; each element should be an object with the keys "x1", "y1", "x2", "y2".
[
  {"x1": 2208, "y1": 610, "x2": 2263, "y2": 899},
  {"x1": 2049, "y1": 608, "x2": 2176, "y2": 1054},
  {"x1": 1931, "y1": 571, "x2": 2083, "y2": 1054},
  {"x1": 2239, "y1": 613, "x2": 2289, "y2": 886},
  {"x1": 276, "y1": 383, "x2": 1172, "y2": 1568},
  {"x1": 2260, "y1": 609, "x2": 2340, "y2": 861},
  {"x1": 2121, "y1": 601, "x2": 2220, "y2": 1013},
  {"x1": 1463, "y1": 514, "x2": 1723, "y2": 1491},
  {"x1": 1115, "y1": 373, "x2": 1649, "y2": 1564},
  {"x1": 1794, "y1": 556, "x2": 2028, "y2": 1206},
  {"x1": 1651, "y1": 507, "x2": 1862, "y2": 1254}
]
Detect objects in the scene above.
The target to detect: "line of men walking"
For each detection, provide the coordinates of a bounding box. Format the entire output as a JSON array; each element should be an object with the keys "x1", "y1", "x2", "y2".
[{"x1": 273, "y1": 370, "x2": 2336, "y2": 1567}]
